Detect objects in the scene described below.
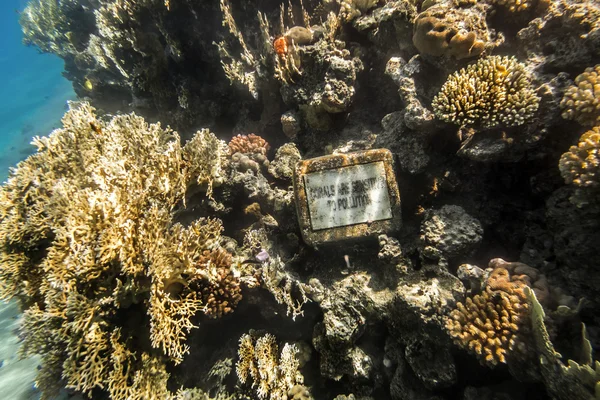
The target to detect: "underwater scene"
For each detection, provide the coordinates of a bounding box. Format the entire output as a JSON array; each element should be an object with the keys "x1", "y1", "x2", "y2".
[{"x1": 0, "y1": 0, "x2": 599, "y2": 399}]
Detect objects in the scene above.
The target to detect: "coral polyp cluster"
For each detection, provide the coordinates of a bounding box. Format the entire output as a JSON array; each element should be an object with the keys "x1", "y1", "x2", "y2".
[{"x1": 432, "y1": 56, "x2": 540, "y2": 128}]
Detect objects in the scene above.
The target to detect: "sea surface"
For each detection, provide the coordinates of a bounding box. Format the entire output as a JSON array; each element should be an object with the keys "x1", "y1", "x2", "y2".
[{"x1": 0, "y1": 1, "x2": 75, "y2": 398}]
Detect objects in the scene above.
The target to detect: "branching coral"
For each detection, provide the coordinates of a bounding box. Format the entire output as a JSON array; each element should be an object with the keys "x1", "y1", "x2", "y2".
[
  {"x1": 0, "y1": 102, "x2": 238, "y2": 398},
  {"x1": 559, "y1": 126, "x2": 600, "y2": 189},
  {"x1": 560, "y1": 65, "x2": 600, "y2": 127},
  {"x1": 236, "y1": 332, "x2": 310, "y2": 400},
  {"x1": 446, "y1": 259, "x2": 532, "y2": 366},
  {"x1": 432, "y1": 56, "x2": 540, "y2": 128}
]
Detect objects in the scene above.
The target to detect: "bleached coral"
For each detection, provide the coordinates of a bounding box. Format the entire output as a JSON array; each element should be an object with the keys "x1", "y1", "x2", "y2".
[
  {"x1": 561, "y1": 65, "x2": 600, "y2": 127},
  {"x1": 432, "y1": 56, "x2": 540, "y2": 128}
]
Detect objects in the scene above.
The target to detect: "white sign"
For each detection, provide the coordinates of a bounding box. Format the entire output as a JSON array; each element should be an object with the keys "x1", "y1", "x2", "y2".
[{"x1": 303, "y1": 162, "x2": 392, "y2": 230}]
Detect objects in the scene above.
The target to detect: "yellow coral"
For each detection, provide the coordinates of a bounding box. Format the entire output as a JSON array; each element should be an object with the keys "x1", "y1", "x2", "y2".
[
  {"x1": 236, "y1": 332, "x2": 309, "y2": 400},
  {"x1": 559, "y1": 126, "x2": 600, "y2": 188},
  {"x1": 446, "y1": 260, "x2": 530, "y2": 366},
  {"x1": 412, "y1": 6, "x2": 487, "y2": 59},
  {"x1": 561, "y1": 65, "x2": 600, "y2": 127},
  {"x1": 432, "y1": 56, "x2": 540, "y2": 128}
]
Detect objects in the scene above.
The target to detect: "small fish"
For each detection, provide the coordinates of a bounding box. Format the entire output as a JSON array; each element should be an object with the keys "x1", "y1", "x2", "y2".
[
  {"x1": 89, "y1": 121, "x2": 102, "y2": 135},
  {"x1": 83, "y1": 79, "x2": 93, "y2": 91}
]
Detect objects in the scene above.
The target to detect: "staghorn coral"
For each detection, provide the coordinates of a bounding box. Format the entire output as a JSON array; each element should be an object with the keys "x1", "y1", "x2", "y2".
[
  {"x1": 0, "y1": 102, "x2": 239, "y2": 398},
  {"x1": 412, "y1": 2, "x2": 491, "y2": 60},
  {"x1": 236, "y1": 332, "x2": 310, "y2": 400},
  {"x1": 432, "y1": 55, "x2": 540, "y2": 128},
  {"x1": 446, "y1": 259, "x2": 531, "y2": 366},
  {"x1": 561, "y1": 65, "x2": 600, "y2": 127}
]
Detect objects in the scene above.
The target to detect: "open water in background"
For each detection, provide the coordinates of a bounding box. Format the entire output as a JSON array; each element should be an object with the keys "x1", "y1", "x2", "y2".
[
  {"x1": 0, "y1": 0, "x2": 76, "y2": 182},
  {"x1": 0, "y1": 2, "x2": 75, "y2": 398}
]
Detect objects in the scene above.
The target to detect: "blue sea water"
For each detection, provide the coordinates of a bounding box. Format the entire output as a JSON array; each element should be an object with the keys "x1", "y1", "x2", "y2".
[
  {"x1": 0, "y1": 2, "x2": 77, "y2": 398},
  {"x1": 0, "y1": 0, "x2": 76, "y2": 182}
]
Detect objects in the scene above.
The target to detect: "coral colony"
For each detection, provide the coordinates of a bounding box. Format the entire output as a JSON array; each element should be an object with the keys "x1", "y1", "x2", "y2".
[{"x1": 0, "y1": 0, "x2": 598, "y2": 399}]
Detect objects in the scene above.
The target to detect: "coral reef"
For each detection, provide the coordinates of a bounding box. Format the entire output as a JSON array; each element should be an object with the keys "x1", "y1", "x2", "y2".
[
  {"x1": 561, "y1": 65, "x2": 600, "y2": 127},
  {"x1": 9, "y1": 0, "x2": 600, "y2": 399},
  {"x1": 432, "y1": 56, "x2": 540, "y2": 128},
  {"x1": 229, "y1": 133, "x2": 271, "y2": 172}
]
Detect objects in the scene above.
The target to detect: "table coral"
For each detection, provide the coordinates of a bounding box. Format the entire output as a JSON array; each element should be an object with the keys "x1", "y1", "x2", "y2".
[
  {"x1": 561, "y1": 65, "x2": 600, "y2": 127},
  {"x1": 432, "y1": 55, "x2": 540, "y2": 128}
]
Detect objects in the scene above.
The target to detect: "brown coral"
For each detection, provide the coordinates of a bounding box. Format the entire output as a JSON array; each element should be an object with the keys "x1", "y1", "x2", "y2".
[
  {"x1": 561, "y1": 65, "x2": 600, "y2": 127},
  {"x1": 432, "y1": 55, "x2": 540, "y2": 128},
  {"x1": 412, "y1": 2, "x2": 491, "y2": 59}
]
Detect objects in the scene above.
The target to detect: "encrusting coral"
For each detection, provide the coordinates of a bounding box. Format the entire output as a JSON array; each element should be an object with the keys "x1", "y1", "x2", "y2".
[
  {"x1": 561, "y1": 65, "x2": 600, "y2": 127},
  {"x1": 432, "y1": 55, "x2": 540, "y2": 129},
  {"x1": 0, "y1": 102, "x2": 238, "y2": 399},
  {"x1": 236, "y1": 332, "x2": 311, "y2": 400}
]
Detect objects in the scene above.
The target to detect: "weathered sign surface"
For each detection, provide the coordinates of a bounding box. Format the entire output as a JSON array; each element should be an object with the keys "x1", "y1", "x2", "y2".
[{"x1": 294, "y1": 149, "x2": 401, "y2": 245}]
